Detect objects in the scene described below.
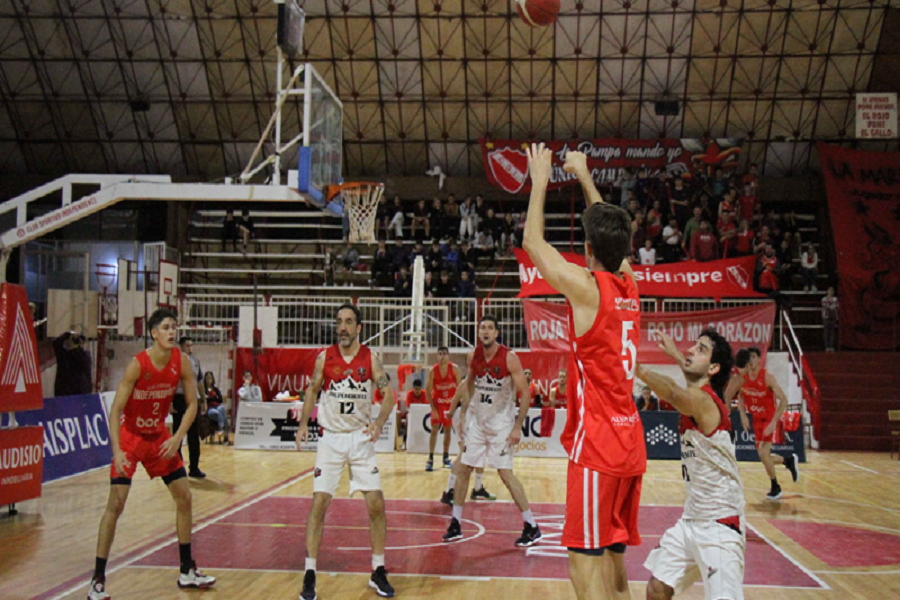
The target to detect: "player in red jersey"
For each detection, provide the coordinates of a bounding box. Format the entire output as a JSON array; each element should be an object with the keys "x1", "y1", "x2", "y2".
[
  {"x1": 524, "y1": 144, "x2": 642, "y2": 600},
  {"x1": 725, "y1": 347, "x2": 799, "y2": 500},
  {"x1": 88, "y1": 309, "x2": 215, "y2": 600},
  {"x1": 425, "y1": 346, "x2": 460, "y2": 471}
]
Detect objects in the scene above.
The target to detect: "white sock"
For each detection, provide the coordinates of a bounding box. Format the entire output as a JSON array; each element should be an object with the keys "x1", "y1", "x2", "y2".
[
  {"x1": 474, "y1": 472, "x2": 484, "y2": 491},
  {"x1": 452, "y1": 504, "x2": 463, "y2": 521},
  {"x1": 445, "y1": 473, "x2": 457, "y2": 493},
  {"x1": 372, "y1": 554, "x2": 385, "y2": 570},
  {"x1": 305, "y1": 557, "x2": 316, "y2": 572},
  {"x1": 522, "y1": 509, "x2": 536, "y2": 527}
]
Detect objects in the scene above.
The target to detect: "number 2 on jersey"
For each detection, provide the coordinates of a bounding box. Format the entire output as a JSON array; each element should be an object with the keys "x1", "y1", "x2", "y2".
[
  {"x1": 339, "y1": 401, "x2": 355, "y2": 415},
  {"x1": 621, "y1": 321, "x2": 637, "y2": 380}
]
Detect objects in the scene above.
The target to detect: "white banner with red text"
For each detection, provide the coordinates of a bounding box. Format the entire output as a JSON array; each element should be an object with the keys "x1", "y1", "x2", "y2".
[{"x1": 515, "y1": 250, "x2": 761, "y2": 299}]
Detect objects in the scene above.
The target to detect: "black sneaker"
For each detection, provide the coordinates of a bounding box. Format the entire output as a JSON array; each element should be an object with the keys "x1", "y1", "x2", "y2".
[
  {"x1": 368, "y1": 566, "x2": 395, "y2": 598},
  {"x1": 470, "y1": 487, "x2": 497, "y2": 501},
  {"x1": 443, "y1": 517, "x2": 463, "y2": 542},
  {"x1": 515, "y1": 523, "x2": 542, "y2": 547},
  {"x1": 440, "y1": 489, "x2": 454, "y2": 506},
  {"x1": 785, "y1": 453, "x2": 800, "y2": 483},
  {"x1": 766, "y1": 483, "x2": 783, "y2": 501},
  {"x1": 300, "y1": 569, "x2": 316, "y2": 600},
  {"x1": 188, "y1": 469, "x2": 206, "y2": 479},
  {"x1": 442, "y1": 456, "x2": 452, "y2": 469},
  {"x1": 425, "y1": 458, "x2": 434, "y2": 472}
]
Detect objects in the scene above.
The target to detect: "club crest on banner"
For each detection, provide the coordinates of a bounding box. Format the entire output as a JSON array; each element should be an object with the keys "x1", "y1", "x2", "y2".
[
  {"x1": 0, "y1": 283, "x2": 43, "y2": 412},
  {"x1": 487, "y1": 146, "x2": 529, "y2": 194}
]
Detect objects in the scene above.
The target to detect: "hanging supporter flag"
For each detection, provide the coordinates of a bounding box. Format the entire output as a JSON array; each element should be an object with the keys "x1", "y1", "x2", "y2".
[
  {"x1": 0, "y1": 426, "x2": 43, "y2": 505},
  {"x1": 481, "y1": 138, "x2": 742, "y2": 194},
  {"x1": 515, "y1": 249, "x2": 762, "y2": 299},
  {"x1": 235, "y1": 348, "x2": 323, "y2": 403},
  {"x1": 522, "y1": 300, "x2": 570, "y2": 351},
  {"x1": 0, "y1": 283, "x2": 43, "y2": 412},
  {"x1": 818, "y1": 142, "x2": 900, "y2": 350}
]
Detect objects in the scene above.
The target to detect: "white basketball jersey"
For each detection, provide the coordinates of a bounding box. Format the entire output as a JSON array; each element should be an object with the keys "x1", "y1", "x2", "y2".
[
  {"x1": 469, "y1": 344, "x2": 517, "y2": 431},
  {"x1": 317, "y1": 344, "x2": 374, "y2": 433},
  {"x1": 681, "y1": 422, "x2": 745, "y2": 520}
]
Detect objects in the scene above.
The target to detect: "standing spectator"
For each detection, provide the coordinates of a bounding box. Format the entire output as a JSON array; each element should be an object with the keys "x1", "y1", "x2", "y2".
[
  {"x1": 172, "y1": 337, "x2": 204, "y2": 478},
  {"x1": 646, "y1": 200, "x2": 663, "y2": 244},
  {"x1": 53, "y1": 331, "x2": 92, "y2": 396},
  {"x1": 631, "y1": 211, "x2": 647, "y2": 260},
  {"x1": 436, "y1": 271, "x2": 455, "y2": 298},
  {"x1": 718, "y1": 212, "x2": 737, "y2": 257},
  {"x1": 501, "y1": 212, "x2": 517, "y2": 253},
  {"x1": 690, "y1": 220, "x2": 719, "y2": 262},
  {"x1": 444, "y1": 195, "x2": 460, "y2": 238},
  {"x1": 738, "y1": 181, "x2": 757, "y2": 225},
  {"x1": 683, "y1": 206, "x2": 704, "y2": 252},
  {"x1": 669, "y1": 176, "x2": 691, "y2": 228},
  {"x1": 457, "y1": 269, "x2": 476, "y2": 299},
  {"x1": 203, "y1": 372, "x2": 229, "y2": 445},
  {"x1": 742, "y1": 162, "x2": 759, "y2": 195},
  {"x1": 459, "y1": 196, "x2": 476, "y2": 240},
  {"x1": 394, "y1": 264, "x2": 412, "y2": 297},
  {"x1": 238, "y1": 209, "x2": 254, "y2": 250},
  {"x1": 718, "y1": 188, "x2": 737, "y2": 227},
  {"x1": 777, "y1": 238, "x2": 795, "y2": 288},
  {"x1": 801, "y1": 244, "x2": 819, "y2": 292},
  {"x1": 617, "y1": 168, "x2": 636, "y2": 208},
  {"x1": 222, "y1": 209, "x2": 238, "y2": 251},
  {"x1": 339, "y1": 242, "x2": 360, "y2": 286},
  {"x1": 662, "y1": 217, "x2": 683, "y2": 263},
  {"x1": 481, "y1": 208, "x2": 501, "y2": 243},
  {"x1": 735, "y1": 219, "x2": 754, "y2": 256},
  {"x1": 238, "y1": 370, "x2": 262, "y2": 402},
  {"x1": 390, "y1": 238, "x2": 409, "y2": 272},
  {"x1": 430, "y1": 198, "x2": 445, "y2": 241},
  {"x1": 822, "y1": 286, "x2": 839, "y2": 351},
  {"x1": 474, "y1": 195, "x2": 487, "y2": 232},
  {"x1": 387, "y1": 196, "x2": 405, "y2": 238},
  {"x1": 371, "y1": 239, "x2": 392, "y2": 286},
  {"x1": 757, "y1": 244, "x2": 780, "y2": 292},
  {"x1": 376, "y1": 195, "x2": 391, "y2": 239},
  {"x1": 626, "y1": 197, "x2": 641, "y2": 220},
  {"x1": 753, "y1": 225, "x2": 772, "y2": 254},
  {"x1": 426, "y1": 240, "x2": 444, "y2": 273},
  {"x1": 322, "y1": 245, "x2": 336, "y2": 286},
  {"x1": 710, "y1": 167, "x2": 727, "y2": 203},
  {"x1": 638, "y1": 239, "x2": 657, "y2": 265},
  {"x1": 411, "y1": 199, "x2": 430, "y2": 242},
  {"x1": 635, "y1": 168, "x2": 651, "y2": 206}
]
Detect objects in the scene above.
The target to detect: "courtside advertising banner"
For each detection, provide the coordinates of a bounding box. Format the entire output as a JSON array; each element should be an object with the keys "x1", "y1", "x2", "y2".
[
  {"x1": 0, "y1": 426, "x2": 43, "y2": 504},
  {"x1": 234, "y1": 400, "x2": 396, "y2": 453},
  {"x1": 235, "y1": 347, "x2": 322, "y2": 403},
  {"x1": 0, "y1": 283, "x2": 43, "y2": 412},
  {"x1": 481, "y1": 138, "x2": 742, "y2": 194},
  {"x1": 15, "y1": 394, "x2": 112, "y2": 482},
  {"x1": 515, "y1": 250, "x2": 762, "y2": 299},
  {"x1": 732, "y1": 413, "x2": 806, "y2": 463}
]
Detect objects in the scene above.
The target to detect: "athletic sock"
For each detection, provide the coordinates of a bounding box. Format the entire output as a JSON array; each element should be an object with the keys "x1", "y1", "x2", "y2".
[
  {"x1": 771, "y1": 477, "x2": 779, "y2": 489},
  {"x1": 372, "y1": 554, "x2": 385, "y2": 571},
  {"x1": 94, "y1": 557, "x2": 108, "y2": 579},
  {"x1": 179, "y1": 543, "x2": 192, "y2": 574},
  {"x1": 474, "y1": 472, "x2": 484, "y2": 491},
  {"x1": 305, "y1": 557, "x2": 317, "y2": 572},
  {"x1": 521, "y1": 509, "x2": 536, "y2": 528},
  {"x1": 452, "y1": 505, "x2": 463, "y2": 521},
  {"x1": 446, "y1": 473, "x2": 457, "y2": 493},
  {"x1": 429, "y1": 453, "x2": 434, "y2": 461}
]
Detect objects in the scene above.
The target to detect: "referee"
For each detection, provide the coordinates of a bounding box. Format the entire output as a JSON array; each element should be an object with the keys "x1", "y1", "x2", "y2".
[{"x1": 172, "y1": 336, "x2": 205, "y2": 478}]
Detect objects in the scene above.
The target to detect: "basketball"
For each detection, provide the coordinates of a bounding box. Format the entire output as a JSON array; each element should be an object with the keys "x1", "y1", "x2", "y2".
[{"x1": 515, "y1": 0, "x2": 560, "y2": 27}]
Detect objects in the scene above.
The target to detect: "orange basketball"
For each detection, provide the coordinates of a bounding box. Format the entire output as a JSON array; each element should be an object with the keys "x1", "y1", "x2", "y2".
[{"x1": 515, "y1": 0, "x2": 560, "y2": 27}]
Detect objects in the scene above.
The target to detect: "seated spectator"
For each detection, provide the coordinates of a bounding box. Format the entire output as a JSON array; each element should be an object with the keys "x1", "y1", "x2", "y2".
[
  {"x1": 339, "y1": 242, "x2": 360, "y2": 286},
  {"x1": 638, "y1": 239, "x2": 656, "y2": 265},
  {"x1": 203, "y1": 371, "x2": 229, "y2": 444},
  {"x1": 457, "y1": 269, "x2": 476, "y2": 299},
  {"x1": 757, "y1": 244, "x2": 780, "y2": 291},
  {"x1": 777, "y1": 238, "x2": 795, "y2": 287},
  {"x1": 734, "y1": 219, "x2": 754, "y2": 256},
  {"x1": 430, "y1": 198, "x2": 446, "y2": 241},
  {"x1": 388, "y1": 196, "x2": 405, "y2": 238},
  {"x1": 753, "y1": 225, "x2": 772, "y2": 254},
  {"x1": 394, "y1": 264, "x2": 412, "y2": 297},
  {"x1": 617, "y1": 168, "x2": 635, "y2": 208},
  {"x1": 662, "y1": 217, "x2": 683, "y2": 263},
  {"x1": 631, "y1": 211, "x2": 647, "y2": 259},
  {"x1": 423, "y1": 271, "x2": 439, "y2": 298},
  {"x1": 801, "y1": 243, "x2": 819, "y2": 292},
  {"x1": 238, "y1": 209, "x2": 255, "y2": 250},
  {"x1": 371, "y1": 239, "x2": 392, "y2": 287},
  {"x1": 459, "y1": 196, "x2": 476, "y2": 240},
  {"x1": 718, "y1": 212, "x2": 737, "y2": 257},
  {"x1": 435, "y1": 271, "x2": 455, "y2": 298},
  {"x1": 646, "y1": 200, "x2": 663, "y2": 243},
  {"x1": 238, "y1": 370, "x2": 262, "y2": 403},
  {"x1": 459, "y1": 240, "x2": 477, "y2": 274},
  {"x1": 501, "y1": 212, "x2": 517, "y2": 253},
  {"x1": 626, "y1": 197, "x2": 640, "y2": 220},
  {"x1": 822, "y1": 286, "x2": 839, "y2": 351},
  {"x1": 683, "y1": 206, "x2": 704, "y2": 251},
  {"x1": 322, "y1": 246, "x2": 336, "y2": 286},
  {"x1": 635, "y1": 386, "x2": 659, "y2": 411},
  {"x1": 474, "y1": 228, "x2": 496, "y2": 265},
  {"x1": 222, "y1": 209, "x2": 238, "y2": 251},
  {"x1": 445, "y1": 240, "x2": 461, "y2": 274},
  {"x1": 412, "y1": 199, "x2": 430, "y2": 242},
  {"x1": 390, "y1": 238, "x2": 409, "y2": 272},
  {"x1": 426, "y1": 240, "x2": 444, "y2": 273},
  {"x1": 690, "y1": 220, "x2": 719, "y2": 262},
  {"x1": 409, "y1": 241, "x2": 427, "y2": 266}
]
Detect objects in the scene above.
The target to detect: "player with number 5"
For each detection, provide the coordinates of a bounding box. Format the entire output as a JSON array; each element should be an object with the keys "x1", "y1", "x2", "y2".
[{"x1": 523, "y1": 143, "x2": 644, "y2": 600}]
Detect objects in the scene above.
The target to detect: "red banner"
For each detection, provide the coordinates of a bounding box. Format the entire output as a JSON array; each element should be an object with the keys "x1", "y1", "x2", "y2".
[
  {"x1": 522, "y1": 300, "x2": 569, "y2": 351},
  {"x1": 0, "y1": 426, "x2": 44, "y2": 505},
  {"x1": 235, "y1": 348, "x2": 322, "y2": 403},
  {"x1": 0, "y1": 283, "x2": 43, "y2": 412},
  {"x1": 481, "y1": 138, "x2": 742, "y2": 194},
  {"x1": 819, "y1": 142, "x2": 900, "y2": 350},
  {"x1": 515, "y1": 249, "x2": 761, "y2": 299},
  {"x1": 517, "y1": 350, "x2": 571, "y2": 401}
]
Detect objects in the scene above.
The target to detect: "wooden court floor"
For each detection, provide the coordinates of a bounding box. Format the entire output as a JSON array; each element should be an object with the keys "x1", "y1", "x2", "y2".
[{"x1": 3, "y1": 446, "x2": 900, "y2": 600}]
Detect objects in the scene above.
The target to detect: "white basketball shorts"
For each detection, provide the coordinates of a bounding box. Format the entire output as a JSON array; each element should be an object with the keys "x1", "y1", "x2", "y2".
[
  {"x1": 313, "y1": 429, "x2": 382, "y2": 497},
  {"x1": 644, "y1": 517, "x2": 746, "y2": 600},
  {"x1": 461, "y1": 417, "x2": 515, "y2": 471}
]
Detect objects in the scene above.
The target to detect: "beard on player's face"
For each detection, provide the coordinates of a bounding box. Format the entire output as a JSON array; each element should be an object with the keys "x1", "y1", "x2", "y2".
[{"x1": 338, "y1": 326, "x2": 358, "y2": 347}]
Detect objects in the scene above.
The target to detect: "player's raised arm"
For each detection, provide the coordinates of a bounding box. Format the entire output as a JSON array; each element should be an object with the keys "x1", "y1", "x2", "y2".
[
  {"x1": 368, "y1": 351, "x2": 396, "y2": 442},
  {"x1": 294, "y1": 349, "x2": 325, "y2": 449},
  {"x1": 506, "y1": 351, "x2": 531, "y2": 446},
  {"x1": 522, "y1": 143, "x2": 599, "y2": 308},
  {"x1": 109, "y1": 357, "x2": 141, "y2": 476},
  {"x1": 563, "y1": 150, "x2": 603, "y2": 207},
  {"x1": 654, "y1": 331, "x2": 686, "y2": 369},
  {"x1": 636, "y1": 363, "x2": 706, "y2": 419}
]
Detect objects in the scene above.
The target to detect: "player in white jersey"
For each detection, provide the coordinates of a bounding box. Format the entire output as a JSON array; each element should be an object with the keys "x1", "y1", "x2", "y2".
[
  {"x1": 292, "y1": 304, "x2": 396, "y2": 599},
  {"x1": 441, "y1": 315, "x2": 541, "y2": 546},
  {"x1": 638, "y1": 328, "x2": 745, "y2": 600}
]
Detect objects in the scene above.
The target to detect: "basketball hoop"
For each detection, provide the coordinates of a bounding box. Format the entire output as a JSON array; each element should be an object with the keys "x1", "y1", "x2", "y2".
[{"x1": 327, "y1": 182, "x2": 384, "y2": 243}]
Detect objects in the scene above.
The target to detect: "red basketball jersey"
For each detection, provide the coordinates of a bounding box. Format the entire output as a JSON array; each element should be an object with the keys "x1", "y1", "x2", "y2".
[
  {"x1": 431, "y1": 363, "x2": 457, "y2": 406},
  {"x1": 741, "y1": 367, "x2": 775, "y2": 421},
  {"x1": 123, "y1": 348, "x2": 183, "y2": 435},
  {"x1": 406, "y1": 389, "x2": 428, "y2": 405},
  {"x1": 550, "y1": 383, "x2": 567, "y2": 408},
  {"x1": 563, "y1": 271, "x2": 646, "y2": 477}
]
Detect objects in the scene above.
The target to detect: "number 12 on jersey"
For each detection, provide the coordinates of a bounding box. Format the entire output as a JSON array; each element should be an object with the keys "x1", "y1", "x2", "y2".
[{"x1": 621, "y1": 321, "x2": 637, "y2": 380}]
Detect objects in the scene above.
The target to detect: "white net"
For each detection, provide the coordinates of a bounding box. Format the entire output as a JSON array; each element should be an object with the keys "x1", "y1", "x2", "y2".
[{"x1": 341, "y1": 183, "x2": 384, "y2": 243}]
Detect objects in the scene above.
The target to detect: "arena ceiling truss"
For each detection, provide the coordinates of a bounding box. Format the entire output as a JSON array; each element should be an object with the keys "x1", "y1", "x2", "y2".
[{"x1": 0, "y1": 0, "x2": 898, "y2": 181}]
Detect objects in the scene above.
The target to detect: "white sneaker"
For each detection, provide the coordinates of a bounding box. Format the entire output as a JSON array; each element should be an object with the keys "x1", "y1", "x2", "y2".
[
  {"x1": 87, "y1": 578, "x2": 109, "y2": 600},
  {"x1": 178, "y1": 564, "x2": 217, "y2": 589}
]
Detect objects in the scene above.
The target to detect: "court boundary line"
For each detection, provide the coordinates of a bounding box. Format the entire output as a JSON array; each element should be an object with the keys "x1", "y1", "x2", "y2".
[
  {"x1": 38, "y1": 468, "x2": 315, "y2": 600},
  {"x1": 840, "y1": 460, "x2": 879, "y2": 474},
  {"x1": 744, "y1": 521, "x2": 831, "y2": 590}
]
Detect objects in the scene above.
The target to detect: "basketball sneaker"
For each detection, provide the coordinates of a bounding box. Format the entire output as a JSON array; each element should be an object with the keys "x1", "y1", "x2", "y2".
[
  {"x1": 766, "y1": 482, "x2": 783, "y2": 501},
  {"x1": 785, "y1": 453, "x2": 800, "y2": 483},
  {"x1": 87, "y1": 577, "x2": 109, "y2": 600},
  {"x1": 442, "y1": 456, "x2": 452, "y2": 469},
  {"x1": 470, "y1": 486, "x2": 496, "y2": 501},
  {"x1": 177, "y1": 562, "x2": 216, "y2": 589},
  {"x1": 368, "y1": 566, "x2": 395, "y2": 598},
  {"x1": 440, "y1": 489, "x2": 454, "y2": 506},
  {"x1": 425, "y1": 458, "x2": 434, "y2": 472},
  {"x1": 443, "y1": 517, "x2": 463, "y2": 542},
  {"x1": 515, "y1": 523, "x2": 543, "y2": 547},
  {"x1": 300, "y1": 569, "x2": 316, "y2": 600}
]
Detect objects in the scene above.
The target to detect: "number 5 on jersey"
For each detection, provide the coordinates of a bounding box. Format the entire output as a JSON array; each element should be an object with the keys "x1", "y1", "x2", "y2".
[{"x1": 621, "y1": 321, "x2": 637, "y2": 380}]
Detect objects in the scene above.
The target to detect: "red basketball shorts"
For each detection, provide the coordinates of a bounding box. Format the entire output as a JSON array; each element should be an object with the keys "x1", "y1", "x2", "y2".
[
  {"x1": 753, "y1": 414, "x2": 783, "y2": 446},
  {"x1": 562, "y1": 460, "x2": 642, "y2": 551},
  {"x1": 433, "y1": 402, "x2": 453, "y2": 429},
  {"x1": 111, "y1": 427, "x2": 184, "y2": 480}
]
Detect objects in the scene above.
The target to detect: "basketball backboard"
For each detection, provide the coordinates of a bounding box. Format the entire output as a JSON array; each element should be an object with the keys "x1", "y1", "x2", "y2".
[{"x1": 296, "y1": 64, "x2": 343, "y2": 207}]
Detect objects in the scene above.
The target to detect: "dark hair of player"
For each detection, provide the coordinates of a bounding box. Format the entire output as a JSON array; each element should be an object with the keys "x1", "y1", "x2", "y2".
[
  {"x1": 336, "y1": 303, "x2": 362, "y2": 325},
  {"x1": 747, "y1": 346, "x2": 761, "y2": 358},
  {"x1": 179, "y1": 336, "x2": 192, "y2": 347},
  {"x1": 480, "y1": 314, "x2": 499, "y2": 328},
  {"x1": 700, "y1": 327, "x2": 734, "y2": 399},
  {"x1": 438, "y1": 346, "x2": 449, "y2": 353},
  {"x1": 582, "y1": 203, "x2": 632, "y2": 273},
  {"x1": 148, "y1": 308, "x2": 178, "y2": 333},
  {"x1": 413, "y1": 379, "x2": 422, "y2": 387},
  {"x1": 735, "y1": 348, "x2": 751, "y2": 369}
]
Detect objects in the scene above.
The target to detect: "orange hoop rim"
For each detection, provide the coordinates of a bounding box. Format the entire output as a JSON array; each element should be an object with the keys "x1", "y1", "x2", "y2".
[{"x1": 325, "y1": 181, "x2": 385, "y2": 203}]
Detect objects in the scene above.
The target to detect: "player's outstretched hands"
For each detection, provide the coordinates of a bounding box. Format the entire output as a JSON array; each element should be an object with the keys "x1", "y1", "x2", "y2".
[
  {"x1": 159, "y1": 435, "x2": 181, "y2": 460},
  {"x1": 563, "y1": 150, "x2": 588, "y2": 176},
  {"x1": 113, "y1": 450, "x2": 130, "y2": 477},
  {"x1": 656, "y1": 331, "x2": 680, "y2": 360},
  {"x1": 526, "y1": 142, "x2": 553, "y2": 188},
  {"x1": 295, "y1": 423, "x2": 309, "y2": 450},
  {"x1": 365, "y1": 422, "x2": 381, "y2": 443}
]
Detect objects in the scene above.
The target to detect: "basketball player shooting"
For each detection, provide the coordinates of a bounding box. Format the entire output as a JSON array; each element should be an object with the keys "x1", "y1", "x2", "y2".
[
  {"x1": 425, "y1": 346, "x2": 459, "y2": 471},
  {"x1": 441, "y1": 315, "x2": 541, "y2": 546},
  {"x1": 291, "y1": 304, "x2": 396, "y2": 599},
  {"x1": 88, "y1": 309, "x2": 216, "y2": 600},
  {"x1": 725, "y1": 347, "x2": 799, "y2": 500},
  {"x1": 523, "y1": 144, "x2": 644, "y2": 600}
]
